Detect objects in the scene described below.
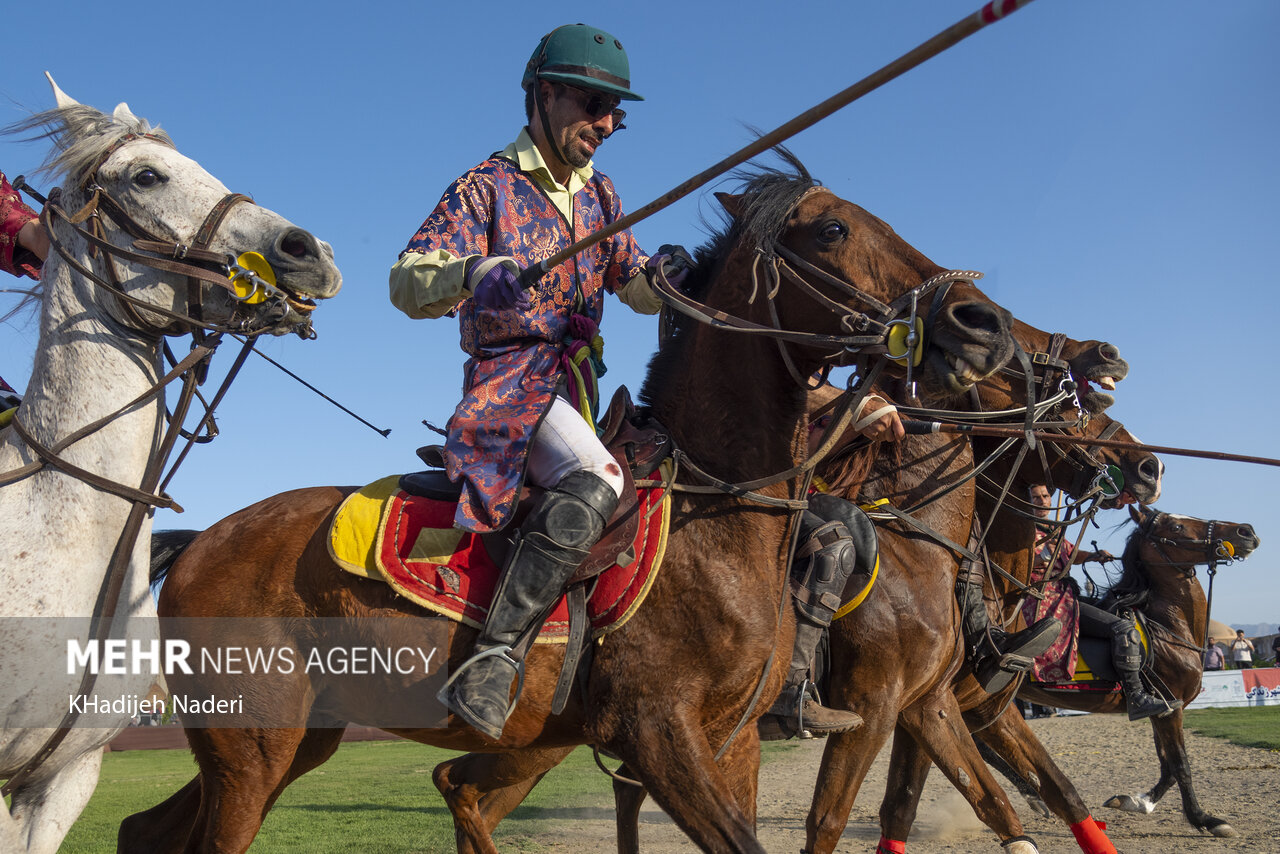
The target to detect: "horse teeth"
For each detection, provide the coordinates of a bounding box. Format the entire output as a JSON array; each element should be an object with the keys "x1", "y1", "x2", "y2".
[{"x1": 1097, "y1": 376, "x2": 1117, "y2": 390}]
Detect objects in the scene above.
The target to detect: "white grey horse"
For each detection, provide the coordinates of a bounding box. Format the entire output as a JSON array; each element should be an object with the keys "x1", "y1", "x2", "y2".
[{"x1": 0, "y1": 76, "x2": 341, "y2": 853}]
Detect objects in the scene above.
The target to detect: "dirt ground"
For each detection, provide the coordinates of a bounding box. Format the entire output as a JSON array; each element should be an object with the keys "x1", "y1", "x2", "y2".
[{"x1": 531, "y1": 712, "x2": 1280, "y2": 853}]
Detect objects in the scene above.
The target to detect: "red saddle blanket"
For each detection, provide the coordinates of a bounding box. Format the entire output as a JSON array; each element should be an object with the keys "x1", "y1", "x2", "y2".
[{"x1": 328, "y1": 474, "x2": 671, "y2": 643}]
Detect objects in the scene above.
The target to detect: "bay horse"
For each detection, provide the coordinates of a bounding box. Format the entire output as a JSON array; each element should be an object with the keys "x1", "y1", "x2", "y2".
[
  {"x1": 844, "y1": 405, "x2": 1159, "y2": 854},
  {"x1": 120, "y1": 154, "x2": 1018, "y2": 853},
  {"x1": 976, "y1": 504, "x2": 1260, "y2": 839},
  {"x1": 0, "y1": 80, "x2": 340, "y2": 854},
  {"x1": 424, "y1": 321, "x2": 1145, "y2": 854}
]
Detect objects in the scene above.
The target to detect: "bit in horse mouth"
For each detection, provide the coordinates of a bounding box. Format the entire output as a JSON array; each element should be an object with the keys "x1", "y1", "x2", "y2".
[{"x1": 284, "y1": 292, "x2": 317, "y2": 314}]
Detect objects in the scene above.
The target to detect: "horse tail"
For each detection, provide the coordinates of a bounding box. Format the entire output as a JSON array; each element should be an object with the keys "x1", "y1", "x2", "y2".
[{"x1": 151, "y1": 529, "x2": 201, "y2": 585}]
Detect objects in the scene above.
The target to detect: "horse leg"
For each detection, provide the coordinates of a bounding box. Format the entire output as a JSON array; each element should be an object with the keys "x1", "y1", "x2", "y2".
[
  {"x1": 7, "y1": 747, "x2": 102, "y2": 854},
  {"x1": 878, "y1": 722, "x2": 935, "y2": 851},
  {"x1": 432, "y1": 746, "x2": 575, "y2": 854},
  {"x1": 612, "y1": 764, "x2": 647, "y2": 854},
  {"x1": 120, "y1": 725, "x2": 344, "y2": 854},
  {"x1": 118, "y1": 776, "x2": 202, "y2": 854},
  {"x1": 184, "y1": 724, "x2": 327, "y2": 853},
  {"x1": 612, "y1": 708, "x2": 764, "y2": 854},
  {"x1": 804, "y1": 713, "x2": 900, "y2": 854},
  {"x1": 1149, "y1": 710, "x2": 1237, "y2": 837},
  {"x1": 973, "y1": 706, "x2": 1117, "y2": 854},
  {"x1": 893, "y1": 692, "x2": 1037, "y2": 852}
]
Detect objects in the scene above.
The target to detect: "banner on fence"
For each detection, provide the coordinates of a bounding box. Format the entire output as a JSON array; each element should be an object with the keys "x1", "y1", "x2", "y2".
[{"x1": 1186, "y1": 667, "x2": 1280, "y2": 709}]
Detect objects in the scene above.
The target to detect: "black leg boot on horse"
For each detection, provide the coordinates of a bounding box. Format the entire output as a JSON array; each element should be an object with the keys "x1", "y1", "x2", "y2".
[
  {"x1": 440, "y1": 469, "x2": 619, "y2": 740},
  {"x1": 958, "y1": 558, "x2": 1062, "y2": 694},
  {"x1": 1112, "y1": 619, "x2": 1181, "y2": 721},
  {"x1": 759, "y1": 499, "x2": 865, "y2": 740}
]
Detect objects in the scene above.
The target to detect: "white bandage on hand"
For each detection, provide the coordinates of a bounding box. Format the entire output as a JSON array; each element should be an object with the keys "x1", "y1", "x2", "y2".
[{"x1": 851, "y1": 394, "x2": 898, "y2": 435}]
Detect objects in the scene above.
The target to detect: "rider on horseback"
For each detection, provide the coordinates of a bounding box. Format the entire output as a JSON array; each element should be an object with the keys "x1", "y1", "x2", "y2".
[
  {"x1": 389, "y1": 24, "x2": 686, "y2": 740},
  {"x1": 1027, "y1": 484, "x2": 1179, "y2": 720}
]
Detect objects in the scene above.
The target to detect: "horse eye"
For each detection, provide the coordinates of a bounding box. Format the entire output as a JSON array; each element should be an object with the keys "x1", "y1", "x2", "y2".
[
  {"x1": 818, "y1": 220, "x2": 848, "y2": 245},
  {"x1": 133, "y1": 168, "x2": 165, "y2": 188}
]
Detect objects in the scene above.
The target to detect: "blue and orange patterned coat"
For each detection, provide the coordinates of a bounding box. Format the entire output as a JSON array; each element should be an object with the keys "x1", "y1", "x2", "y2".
[{"x1": 401, "y1": 149, "x2": 648, "y2": 533}]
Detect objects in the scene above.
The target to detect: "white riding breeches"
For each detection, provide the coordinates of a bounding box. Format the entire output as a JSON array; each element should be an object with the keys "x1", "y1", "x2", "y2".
[{"x1": 525, "y1": 395, "x2": 625, "y2": 499}]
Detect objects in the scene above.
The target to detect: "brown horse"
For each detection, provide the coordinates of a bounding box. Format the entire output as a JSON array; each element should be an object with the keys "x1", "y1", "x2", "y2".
[
  {"x1": 119, "y1": 156, "x2": 1018, "y2": 854},
  {"x1": 426, "y1": 325, "x2": 1147, "y2": 854},
  {"x1": 794, "y1": 327, "x2": 1162, "y2": 854},
  {"x1": 969, "y1": 505, "x2": 1260, "y2": 840},
  {"x1": 847, "y1": 416, "x2": 1158, "y2": 854}
]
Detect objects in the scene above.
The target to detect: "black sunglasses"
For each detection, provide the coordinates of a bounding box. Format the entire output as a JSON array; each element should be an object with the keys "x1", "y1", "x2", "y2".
[{"x1": 558, "y1": 84, "x2": 627, "y2": 131}]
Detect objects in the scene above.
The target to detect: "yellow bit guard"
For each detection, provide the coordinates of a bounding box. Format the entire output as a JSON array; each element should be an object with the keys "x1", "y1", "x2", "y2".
[
  {"x1": 228, "y1": 251, "x2": 276, "y2": 304},
  {"x1": 886, "y1": 317, "x2": 924, "y2": 367}
]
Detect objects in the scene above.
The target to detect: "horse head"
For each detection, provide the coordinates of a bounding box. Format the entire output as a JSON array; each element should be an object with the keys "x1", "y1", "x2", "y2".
[
  {"x1": 702, "y1": 151, "x2": 1015, "y2": 398},
  {"x1": 17, "y1": 74, "x2": 341, "y2": 340},
  {"x1": 1126, "y1": 505, "x2": 1260, "y2": 572},
  {"x1": 1090, "y1": 417, "x2": 1162, "y2": 507}
]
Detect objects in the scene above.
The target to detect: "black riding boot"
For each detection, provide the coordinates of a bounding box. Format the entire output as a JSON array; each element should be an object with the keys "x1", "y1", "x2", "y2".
[
  {"x1": 759, "y1": 506, "x2": 864, "y2": 740},
  {"x1": 1113, "y1": 621, "x2": 1180, "y2": 721},
  {"x1": 439, "y1": 470, "x2": 618, "y2": 740},
  {"x1": 958, "y1": 562, "x2": 1062, "y2": 694}
]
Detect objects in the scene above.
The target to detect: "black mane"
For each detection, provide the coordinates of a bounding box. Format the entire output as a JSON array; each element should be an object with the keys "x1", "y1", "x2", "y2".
[
  {"x1": 639, "y1": 148, "x2": 819, "y2": 408},
  {"x1": 1101, "y1": 519, "x2": 1153, "y2": 610}
]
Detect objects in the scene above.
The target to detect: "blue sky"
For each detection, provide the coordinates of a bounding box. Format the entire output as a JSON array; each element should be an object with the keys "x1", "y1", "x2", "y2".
[{"x1": 3, "y1": 0, "x2": 1277, "y2": 626}]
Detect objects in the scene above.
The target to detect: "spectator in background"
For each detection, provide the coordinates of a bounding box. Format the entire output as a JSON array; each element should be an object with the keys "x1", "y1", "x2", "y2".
[
  {"x1": 1270, "y1": 628, "x2": 1280, "y2": 666},
  {"x1": 1229, "y1": 630, "x2": 1255, "y2": 670},
  {"x1": 1203, "y1": 637, "x2": 1224, "y2": 671}
]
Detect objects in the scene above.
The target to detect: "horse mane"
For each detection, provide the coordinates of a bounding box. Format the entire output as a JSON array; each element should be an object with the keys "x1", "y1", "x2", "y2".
[
  {"x1": 1, "y1": 104, "x2": 171, "y2": 316},
  {"x1": 639, "y1": 146, "x2": 819, "y2": 407},
  {"x1": 6, "y1": 104, "x2": 171, "y2": 190},
  {"x1": 1100, "y1": 520, "x2": 1151, "y2": 610}
]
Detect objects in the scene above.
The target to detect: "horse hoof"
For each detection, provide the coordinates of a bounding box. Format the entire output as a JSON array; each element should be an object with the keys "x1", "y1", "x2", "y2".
[
  {"x1": 1103, "y1": 793, "x2": 1156, "y2": 814},
  {"x1": 1002, "y1": 836, "x2": 1039, "y2": 854},
  {"x1": 1208, "y1": 823, "x2": 1238, "y2": 838}
]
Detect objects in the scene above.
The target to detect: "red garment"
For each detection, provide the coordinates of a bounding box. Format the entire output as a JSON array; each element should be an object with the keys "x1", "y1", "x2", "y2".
[
  {"x1": 0, "y1": 171, "x2": 41, "y2": 280},
  {"x1": 1021, "y1": 524, "x2": 1081, "y2": 681}
]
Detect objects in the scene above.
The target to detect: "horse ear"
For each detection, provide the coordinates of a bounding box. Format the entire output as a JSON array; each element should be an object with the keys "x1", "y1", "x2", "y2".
[
  {"x1": 44, "y1": 72, "x2": 79, "y2": 108},
  {"x1": 113, "y1": 103, "x2": 139, "y2": 124},
  {"x1": 715, "y1": 192, "x2": 745, "y2": 219},
  {"x1": 1129, "y1": 504, "x2": 1145, "y2": 525}
]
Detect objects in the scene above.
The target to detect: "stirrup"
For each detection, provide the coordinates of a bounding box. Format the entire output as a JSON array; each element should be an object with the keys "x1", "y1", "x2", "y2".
[{"x1": 436, "y1": 645, "x2": 527, "y2": 723}]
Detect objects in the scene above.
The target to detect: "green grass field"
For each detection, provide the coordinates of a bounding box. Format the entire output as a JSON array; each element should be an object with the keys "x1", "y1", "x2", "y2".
[
  {"x1": 60, "y1": 738, "x2": 803, "y2": 853},
  {"x1": 50, "y1": 709, "x2": 1277, "y2": 851},
  {"x1": 1183, "y1": 704, "x2": 1280, "y2": 751}
]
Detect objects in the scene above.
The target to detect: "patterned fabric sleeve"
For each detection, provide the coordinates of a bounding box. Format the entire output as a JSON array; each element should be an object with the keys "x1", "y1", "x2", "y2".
[
  {"x1": 593, "y1": 174, "x2": 647, "y2": 294},
  {"x1": 1, "y1": 171, "x2": 41, "y2": 280}
]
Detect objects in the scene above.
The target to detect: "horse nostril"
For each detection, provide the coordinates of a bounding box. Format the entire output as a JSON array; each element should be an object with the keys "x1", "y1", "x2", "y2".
[
  {"x1": 1139, "y1": 457, "x2": 1160, "y2": 482},
  {"x1": 949, "y1": 301, "x2": 1006, "y2": 336},
  {"x1": 1238, "y1": 525, "x2": 1256, "y2": 539},
  {"x1": 279, "y1": 229, "x2": 314, "y2": 260},
  {"x1": 1098, "y1": 342, "x2": 1120, "y2": 362}
]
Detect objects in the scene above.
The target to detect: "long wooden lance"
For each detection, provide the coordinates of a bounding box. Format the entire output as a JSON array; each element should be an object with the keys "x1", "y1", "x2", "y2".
[
  {"x1": 902, "y1": 420, "x2": 1280, "y2": 469},
  {"x1": 520, "y1": 0, "x2": 1038, "y2": 288}
]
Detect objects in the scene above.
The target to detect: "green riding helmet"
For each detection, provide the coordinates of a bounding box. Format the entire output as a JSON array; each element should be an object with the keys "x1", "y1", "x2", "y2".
[{"x1": 522, "y1": 23, "x2": 644, "y2": 101}]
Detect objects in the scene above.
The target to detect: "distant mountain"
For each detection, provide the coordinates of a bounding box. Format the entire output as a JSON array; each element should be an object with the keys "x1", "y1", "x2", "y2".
[{"x1": 1234, "y1": 622, "x2": 1278, "y2": 638}]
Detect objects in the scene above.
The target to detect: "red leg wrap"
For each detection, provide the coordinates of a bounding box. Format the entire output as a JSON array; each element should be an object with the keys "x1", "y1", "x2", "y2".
[
  {"x1": 1069, "y1": 816, "x2": 1116, "y2": 854},
  {"x1": 876, "y1": 837, "x2": 907, "y2": 854}
]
